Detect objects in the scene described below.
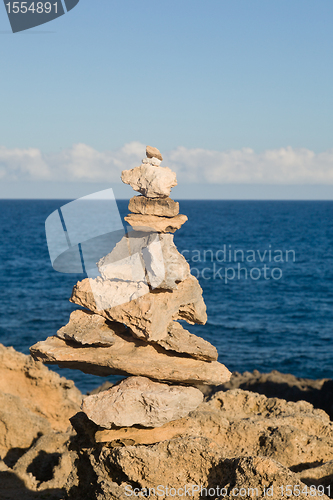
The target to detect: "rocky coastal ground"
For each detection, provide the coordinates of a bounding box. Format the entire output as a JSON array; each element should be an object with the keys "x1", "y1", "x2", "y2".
[
  {"x1": 0, "y1": 343, "x2": 332, "y2": 500},
  {"x1": 2, "y1": 147, "x2": 332, "y2": 499}
]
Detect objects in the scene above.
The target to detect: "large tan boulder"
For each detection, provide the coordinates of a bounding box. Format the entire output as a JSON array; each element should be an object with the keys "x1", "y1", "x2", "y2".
[
  {"x1": 121, "y1": 164, "x2": 177, "y2": 198},
  {"x1": 66, "y1": 436, "x2": 329, "y2": 500},
  {"x1": 30, "y1": 334, "x2": 230, "y2": 385},
  {"x1": 0, "y1": 391, "x2": 51, "y2": 460},
  {"x1": 70, "y1": 276, "x2": 207, "y2": 342},
  {"x1": 82, "y1": 376, "x2": 204, "y2": 428},
  {"x1": 0, "y1": 344, "x2": 81, "y2": 434}
]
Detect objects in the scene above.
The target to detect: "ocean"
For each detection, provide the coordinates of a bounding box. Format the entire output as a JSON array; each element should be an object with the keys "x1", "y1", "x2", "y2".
[{"x1": 1, "y1": 199, "x2": 333, "y2": 393}]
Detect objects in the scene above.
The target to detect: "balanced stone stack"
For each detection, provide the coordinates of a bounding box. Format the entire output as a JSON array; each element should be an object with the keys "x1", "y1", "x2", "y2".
[{"x1": 30, "y1": 146, "x2": 231, "y2": 445}]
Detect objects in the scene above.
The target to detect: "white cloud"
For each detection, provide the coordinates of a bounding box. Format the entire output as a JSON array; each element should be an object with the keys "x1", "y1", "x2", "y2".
[{"x1": 1, "y1": 142, "x2": 333, "y2": 184}]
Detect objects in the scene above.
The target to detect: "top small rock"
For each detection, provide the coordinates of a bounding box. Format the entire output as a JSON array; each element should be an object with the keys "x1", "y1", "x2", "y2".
[{"x1": 146, "y1": 145, "x2": 163, "y2": 162}]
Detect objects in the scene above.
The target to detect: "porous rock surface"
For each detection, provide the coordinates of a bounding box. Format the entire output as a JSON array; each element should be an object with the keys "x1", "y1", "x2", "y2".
[
  {"x1": 1, "y1": 344, "x2": 333, "y2": 500},
  {"x1": 124, "y1": 213, "x2": 188, "y2": 233},
  {"x1": 57, "y1": 309, "x2": 126, "y2": 347},
  {"x1": 30, "y1": 333, "x2": 230, "y2": 385},
  {"x1": 121, "y1": 164, "x2": 177, "y2": 198},
  {"x1": 56, "y1": 309, "x2": 217, "y2": 362},
  {"x1": 128, "y1": 195, "x2": 179, "y2": 217},
  {"x1": 70, "y1": 275, "x2": 207, "y2": 341},
  {"x1": 82, "y1": 376, "x2": 204, "y2": 428}
]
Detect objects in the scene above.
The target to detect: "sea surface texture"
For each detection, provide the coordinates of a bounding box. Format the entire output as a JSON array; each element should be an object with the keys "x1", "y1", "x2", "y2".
[{"x1": 1, "y1": 199, "x2": 332, "y2": 393}]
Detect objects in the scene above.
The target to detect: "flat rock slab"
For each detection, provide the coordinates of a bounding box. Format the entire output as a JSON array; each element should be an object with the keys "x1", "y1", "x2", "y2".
[
  {"x1": 82, "y1": 376, "x2": 204, "y2": 428},
  {"x1": 146, "y1": 145, "x2": 163, "y2": 161},
  {"x1": 30, "y1": 335, "x2": 231, "y2": 386},
  {"x1": 57, "y1": 310, "x2": 126, "y2": 347},
  {"x1": 57, "y1": 310, "x2": 216, "y2": 361},
  {"x1": 121, "y1": 164, "x2": 177, "y2": 198},
  {"x1": 95, "y1": 418, "x2": 193, "y2": 445},
  {"x1": 124, "y1": 213, "x2": 187, "y2": 233},
  {"x1": 70, "y1": 276, "x2": 207, "y2": 342},
  {"x1": 128, "y1": 196, "x2": 179, "y2": 217}
]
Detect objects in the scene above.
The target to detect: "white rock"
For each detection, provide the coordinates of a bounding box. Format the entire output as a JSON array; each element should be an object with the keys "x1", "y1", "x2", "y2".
[
  {"x1": 88, "y1": 277, "x2": 149, "y2": 310},
  {"x1": 142, "y1": 157, "x2": 161, "y2": 166}
]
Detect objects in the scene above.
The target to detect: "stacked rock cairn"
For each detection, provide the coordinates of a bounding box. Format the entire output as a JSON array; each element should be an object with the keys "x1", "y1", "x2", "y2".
[{"x1": 31, "y1": 146, "x2": 231, "y2": 445}]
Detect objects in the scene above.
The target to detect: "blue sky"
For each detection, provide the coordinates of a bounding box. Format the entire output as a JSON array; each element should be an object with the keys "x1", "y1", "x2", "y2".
[{"x1": 1, "y1": 0, "x2": 333, "y2": 198}]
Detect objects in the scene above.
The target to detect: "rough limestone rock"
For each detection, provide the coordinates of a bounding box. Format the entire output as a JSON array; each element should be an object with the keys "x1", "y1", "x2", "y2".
[
  {"x1": 142, "y1": 157, "x2": 161, "y2": 166},
  {"x1": 58, "y1": 309, "x2": 217, "y2": 361},
  {"x1": 220, "y1": 369, "x2": 333, "y2": 419},
  {"x1": 159, "y1": 321, "x2": 218, "y2": 361},
  {"x1": 143, "y1": 233, "x2": 190, "y2": 290},
  {"x1": 10, "y1": 430, "x2": 75, "y2": 496},
  {"x1": 297, "y1": 460, "x2": 333, "y2": 490},
  {"x1": 98, "y1": 232, "x2": 190, "y2": 291},
  {"x1": 85, "y1": 277, "x2": 150, "y2": 310},
  {"x1": 121, "y1": 164, "x2": 177, "y2": 198},
  {"x1": 124, "y1": 213, "x2": 187, "y2": 233},
  {"x1": 91, "y1": 387, "x2": 333, "y2": 468},
  {"x1": 82, "y1": 376, "x2": 204, "y2": 429},
  {"x1": 128, "y1": 195, "x2": 179, "y2": 217},
  {"x1": 0, "y1": 343, "x2": 81, "y2": 434},
  {"x1": 98, "y1": 251, "x2": 146, "y2": 283},
  {"x1": 57, "y1": 310, "x2": 126, "y2": 347},
  {"x1": 30, "y1": 334, "x2": 230, "y2": 385},
  {"x1": 0, "y1": 391, "x2": 51, "y2": 460},
  {"x1": 66, "y1": 437, "x2": 329, "y2": 500},
  {"x1": 146, "y1": 145, "x2": 163, "y2": 161},
  {"x1": 70, "y1": 276, "x2": 207, "y2": 341}
]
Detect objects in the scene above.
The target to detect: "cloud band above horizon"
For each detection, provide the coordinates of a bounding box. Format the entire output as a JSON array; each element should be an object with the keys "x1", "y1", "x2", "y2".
[{"x1": 1, "y1": 142, "x2": 333, "y2": 185}]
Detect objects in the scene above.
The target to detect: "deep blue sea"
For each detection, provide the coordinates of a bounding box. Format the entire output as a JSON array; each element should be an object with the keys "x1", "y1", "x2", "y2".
[{"x1": 1, "y1": 199, "x2": 333, "y2": 393}]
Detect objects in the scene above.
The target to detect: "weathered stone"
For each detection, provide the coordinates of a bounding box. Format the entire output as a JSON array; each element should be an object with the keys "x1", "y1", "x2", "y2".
[
  {"x1": 121, "y1": 164, "x2": 177, "y2": 198},
  {"x1": 60, "y1": 310, "x2": 216, "y2": 361},
  {"x1": 0, "y1": 343, "x2": 81, "y2": 435},
  {"x1": 124, "y1": 213, "x2": 187, "y2": 233},
  {"x1": 146, "y1": 145, "x2": 163, "y2": 161},
  {"x1": 11, "y1": 430, "x2": 75, "y2": 494},
  {"x1": 128, "y1": 195, "x2": 179, "y2": 217},
  {"x1": 95, "y1": 419, "x2": 194, "y2": 445},
  {"x1": 97, "y1": 232, "x2": 189, "y2": 291},
  {"x1": 30, "y1": 334, "x2": 230, "y2": 386},
  {"x1": 98, "y1": 252, "x2": 146, "y2": 283},
  {"x1": 159, "y1": 321, "x2": 218, "y2": 361},
  {"x1": 70, "y1": 276, "x2": 207, "y2": 341},
  {"x1": 142, "y1": 157, "x2": 161, "y2": 166},
  {"x1": 144, "y1": 233, "x2": 190, "y2": 290},
  {"x1": 82, "y1": 376, "x2": 204, "y2": 429},
  {"x1": 107, "y1": 443, "x2": 329, "y2": 500},
  {"x1": 85, "y1": 277, "x2": 150, "y2": 310},
  {"x1": 57, "y1": 310, "x2": 126, "y2": 347},
  {"x1": 0, "y1": 391, "x2": 51, "y2": 459}
]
